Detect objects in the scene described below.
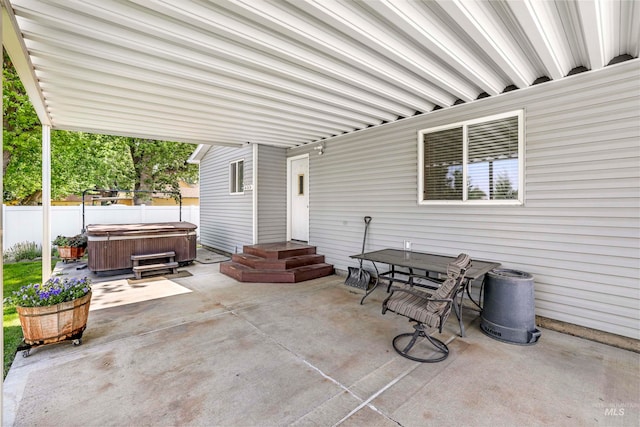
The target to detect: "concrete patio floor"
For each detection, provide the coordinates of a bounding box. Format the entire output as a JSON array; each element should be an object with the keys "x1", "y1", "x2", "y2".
[{"x1": 3, "y1": 255, "x2": 639, "y2": 427}]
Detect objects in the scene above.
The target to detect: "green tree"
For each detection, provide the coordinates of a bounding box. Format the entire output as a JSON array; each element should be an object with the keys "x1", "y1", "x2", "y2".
[
  {"x1": 3, "y1": 50, "x2": 42, "y2": 204},
  {"x1": 127, "y1": 139, "x2": 198, "y2": 205},
  {"x1": 51, "y1": 132, "x2": 136, "y2": 199},
  {"x1": 493, "y1": 172, "x2": 518, "y2": 199}
]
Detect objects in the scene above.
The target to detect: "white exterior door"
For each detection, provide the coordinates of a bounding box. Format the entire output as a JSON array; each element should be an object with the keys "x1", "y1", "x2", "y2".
[{"x1": 289, "y1": 155, "x2": 309, "y2": 242}]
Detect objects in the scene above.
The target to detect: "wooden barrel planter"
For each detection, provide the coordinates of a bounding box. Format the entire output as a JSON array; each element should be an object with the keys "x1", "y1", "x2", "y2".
[
  {"x1": 16, "y1": 291, "x2": 92, "y2": 347},
  {"x1": 58, "y1": 246, "x2": 86, "y2": 261}
]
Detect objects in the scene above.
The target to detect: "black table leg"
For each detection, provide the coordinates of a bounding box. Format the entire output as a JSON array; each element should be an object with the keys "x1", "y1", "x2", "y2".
[
  {"x1": 453, "y1": 280, "x2": 472, "y2": 337},
  {"x1": 385, "y1": 264, "x2": 395, "y2": 293},
  {"x1": 360, "y1": 260, "x2": 381, "y2": 304}
]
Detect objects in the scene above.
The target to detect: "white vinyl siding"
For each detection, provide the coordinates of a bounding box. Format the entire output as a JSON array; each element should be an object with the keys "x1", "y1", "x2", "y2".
[
  {"x1": 289, "y1": 60, "x2": 639, "y2": 339},
  {"x1": 200, "y1": 146, "x2": 253, "y2": 254},
  {"x1": 256, "y1": 145, "x2": 287, "y2": 243},
  {"x1": 200, "y1": 144, "x2": 287, "y2": 252}
]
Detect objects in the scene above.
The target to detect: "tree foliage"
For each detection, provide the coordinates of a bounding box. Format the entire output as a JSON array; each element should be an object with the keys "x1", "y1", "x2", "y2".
[
  {"x1": 127, "y1": 139, "x2": 198, "y2": 205},
  {"x1": 3, "y1": 49, "x2": 198, "y2": 205},
  {"x1": 50, "y1": 132, "x2": 136, "y2": 200},
  {"x1": 494, "y1": 172, "x2": 518, "y2": 199},
  {"x1": 3, "y1": 51, "x2": 41, "y2": 203}
]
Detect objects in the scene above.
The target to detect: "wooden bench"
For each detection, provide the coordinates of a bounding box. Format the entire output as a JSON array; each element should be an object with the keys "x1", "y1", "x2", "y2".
[{"x1": 131, "y1": 251, "x2": 178, "y2": 280}]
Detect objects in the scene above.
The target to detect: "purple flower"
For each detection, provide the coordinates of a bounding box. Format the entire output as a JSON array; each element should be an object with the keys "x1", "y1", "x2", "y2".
[{"x1": 7, "y1": 276, "x2": 91, "y2": 307}]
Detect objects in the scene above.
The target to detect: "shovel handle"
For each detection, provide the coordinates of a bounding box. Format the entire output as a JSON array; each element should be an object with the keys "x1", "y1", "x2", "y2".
[{"x1": 359, "y1": 216, "x2": 372, "y2": 265}]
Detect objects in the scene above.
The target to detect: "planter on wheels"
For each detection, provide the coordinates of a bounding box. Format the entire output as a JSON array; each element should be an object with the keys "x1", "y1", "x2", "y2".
[
  {"x1": 16, "y1": 291, "x2": 92, "y2": 356},
  {"x1": 58, "y1": 246, "x2": 86, "y2": 262}
]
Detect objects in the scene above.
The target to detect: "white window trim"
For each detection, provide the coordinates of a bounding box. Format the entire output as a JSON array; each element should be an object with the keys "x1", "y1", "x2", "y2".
[
  {"x1": 229, "y1": 158, "x2": 244, "y2": 195},
  {"x1": 418, "y1": 110, "x2": 524, "y2": 206}
]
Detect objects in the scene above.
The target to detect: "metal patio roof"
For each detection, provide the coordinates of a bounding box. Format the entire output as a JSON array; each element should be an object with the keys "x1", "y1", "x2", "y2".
[{"x1": 2, "y1": 0, "x2": 639, "y2": 148}]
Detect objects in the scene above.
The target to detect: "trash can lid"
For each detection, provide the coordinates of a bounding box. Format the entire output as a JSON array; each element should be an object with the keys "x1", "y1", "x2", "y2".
[{"x1": 489, "y1": 268, "x2": 533, "y2": 280}]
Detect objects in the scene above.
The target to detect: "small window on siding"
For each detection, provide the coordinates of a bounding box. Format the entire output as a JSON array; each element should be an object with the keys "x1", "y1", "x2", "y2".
[
  {"x1": 229, "y1": 159, "x2": 244, "y2": 194},
  {"x1": 418, "y1": 110, "x2": 523, "y2": 205}
]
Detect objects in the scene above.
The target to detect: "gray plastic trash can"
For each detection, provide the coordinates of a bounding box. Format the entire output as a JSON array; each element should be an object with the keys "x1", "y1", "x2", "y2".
[{"x1": 480, "y1": 269, "x2": 541, "y2": 345}]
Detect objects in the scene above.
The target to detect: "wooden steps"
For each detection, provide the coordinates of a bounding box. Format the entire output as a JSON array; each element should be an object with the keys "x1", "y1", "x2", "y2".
[
  {"x1": 220, "y1": 242, "x2": 334, "y2": 283},
  {"x1": 131, "y1": 251, "x2": 178, "y2": 280}
]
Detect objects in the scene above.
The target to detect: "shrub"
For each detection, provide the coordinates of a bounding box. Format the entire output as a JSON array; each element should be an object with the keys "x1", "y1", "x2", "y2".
[
  {"x1": 52, "y1": 235, "x2": 69, "y2": 246},
  {"x1": 67, "y1": 234, "x2": 88, "y2": 248},
  {"x1": 3, "y1": 241, "x2": 42, "y2": 262},
  {"x1": 53, "y1": 234, "x2": 87, "y2": 248}
]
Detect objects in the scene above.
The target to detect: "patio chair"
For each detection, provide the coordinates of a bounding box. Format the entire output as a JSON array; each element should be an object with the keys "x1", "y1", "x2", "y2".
[{"x1": 381, "y1": 253, "x2": 471, "y2": 362}]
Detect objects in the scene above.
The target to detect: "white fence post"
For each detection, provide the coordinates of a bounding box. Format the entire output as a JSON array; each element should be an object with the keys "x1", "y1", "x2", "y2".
[{"x1": 2, "y1": 203, "x2": 5, "y2": 250}]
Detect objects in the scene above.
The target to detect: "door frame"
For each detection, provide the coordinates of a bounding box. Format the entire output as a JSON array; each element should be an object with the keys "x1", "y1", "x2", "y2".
[{"x1": 286, "y1": 153, "x2": 309, "y2": 241}]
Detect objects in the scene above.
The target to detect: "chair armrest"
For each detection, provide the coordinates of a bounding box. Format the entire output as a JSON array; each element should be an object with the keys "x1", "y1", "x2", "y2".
[
  {"x1": 388, "y1": 285, "x2": 431, "y2": 298},
  {"x1": 409, "y1": 274, "x2": 443, "y2": 284},
  {"x1": 387, "y1": 285, "x2": 452, "y2": 303},
  {"x1": 382, "y1": 285, "x2": 455, "y2": 317},
  {"x1": 407, "y1": 274, "x2": 443, "y2": 288}
]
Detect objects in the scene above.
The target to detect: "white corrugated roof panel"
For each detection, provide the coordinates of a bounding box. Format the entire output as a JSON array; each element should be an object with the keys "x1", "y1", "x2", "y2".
[{"x1": 2, "y1": 0, "x2": 638, "y2": 148}]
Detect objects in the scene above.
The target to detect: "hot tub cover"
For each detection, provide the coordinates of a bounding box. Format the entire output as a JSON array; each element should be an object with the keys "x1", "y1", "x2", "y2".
[{"x1": 86, "y1": 222, "x2": 197, "y2": 237}]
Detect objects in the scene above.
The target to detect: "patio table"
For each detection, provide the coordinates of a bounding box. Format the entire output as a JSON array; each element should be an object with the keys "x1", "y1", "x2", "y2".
[{"x1": 350, "y1": 249, "x2": 500, "y2": 337}]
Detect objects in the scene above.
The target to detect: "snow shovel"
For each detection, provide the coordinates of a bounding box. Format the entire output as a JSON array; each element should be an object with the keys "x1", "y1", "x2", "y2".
[{"x1": 345, "y1": 216, "x2": 372, "y2": 290}]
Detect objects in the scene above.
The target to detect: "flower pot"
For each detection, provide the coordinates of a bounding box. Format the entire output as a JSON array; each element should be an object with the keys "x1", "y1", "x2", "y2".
[
  {"x1": 16, "y1": 291, "x2": 92, "y2": 346},
  {"x1": 58, "y1": 246, "x2": 85, "y2": 260}
]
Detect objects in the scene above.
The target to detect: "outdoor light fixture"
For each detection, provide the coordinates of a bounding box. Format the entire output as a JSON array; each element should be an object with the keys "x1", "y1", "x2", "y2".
[{"x1": 314, "y1": 143, "x2": 325, "y2": 155}]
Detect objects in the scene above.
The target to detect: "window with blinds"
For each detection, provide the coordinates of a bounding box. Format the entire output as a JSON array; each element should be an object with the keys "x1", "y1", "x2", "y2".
[
  {"x1": 418, "y1": 110, "x2": 523, "y2": 204},
  {"x1": 229, "y1": 159, "x2": 244, "y2": 194}
]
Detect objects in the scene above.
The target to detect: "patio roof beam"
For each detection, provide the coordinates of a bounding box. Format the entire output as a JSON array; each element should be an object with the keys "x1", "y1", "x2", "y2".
[{"x1": 1, "y1": 2, "x2": 50, "y2": 125}]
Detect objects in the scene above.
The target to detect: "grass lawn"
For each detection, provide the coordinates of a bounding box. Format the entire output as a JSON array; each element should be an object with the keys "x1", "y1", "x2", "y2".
[{"x1": 3, "y1": 261, "x2": 43, "y2": 379}]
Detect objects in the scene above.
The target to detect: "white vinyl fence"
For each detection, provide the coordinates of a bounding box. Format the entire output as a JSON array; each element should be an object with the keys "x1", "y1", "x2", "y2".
[{"x1": 2, "y1": 204, "x2": 200, "y2": 250}]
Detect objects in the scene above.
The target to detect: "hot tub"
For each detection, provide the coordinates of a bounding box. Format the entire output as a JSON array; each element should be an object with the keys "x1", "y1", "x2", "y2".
[{"x1": 86, "y1": 222, "x2": 197, "y2": 273}]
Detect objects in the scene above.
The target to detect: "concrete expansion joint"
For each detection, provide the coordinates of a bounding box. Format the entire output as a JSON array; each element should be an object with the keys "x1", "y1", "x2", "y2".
[
  {"x1": 233, "y1": 311, "x2": 368, "y2": 421},
  {"x1": 334, "y1": 333, "x2": 459, "y2": 425},
  {"x1": 332, "y1": 363, "x2": 418, "y2": 426},
  {"x1": 234, "y1": 307, "x2": 419, "y2": 426}
]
